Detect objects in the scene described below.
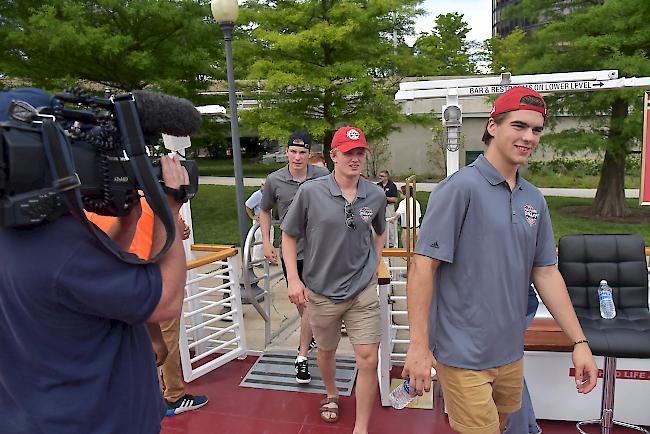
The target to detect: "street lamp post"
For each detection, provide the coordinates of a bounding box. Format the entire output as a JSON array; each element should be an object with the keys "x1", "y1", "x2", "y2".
[
  {"x1": 211, "y1": 0, "x2": 268, "y2": 315},
  {"x1": 211, "y1": 0, "x2": 248, "y2": 249},
  {"x1": 442, "y1": 94, "x2": 462, "y2": 178}
]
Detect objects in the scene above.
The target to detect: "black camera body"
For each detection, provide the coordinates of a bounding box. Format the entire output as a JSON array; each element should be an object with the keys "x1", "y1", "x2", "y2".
[{"x1": 0, "y1": 87, "x2": 200, "y2": 228}]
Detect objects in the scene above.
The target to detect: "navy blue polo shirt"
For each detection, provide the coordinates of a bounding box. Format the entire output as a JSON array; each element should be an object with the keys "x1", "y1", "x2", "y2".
[
  {"x1": 415, "y1": 155, "x2": 557, "y2": 370},
  {"x1": 0, "y1": 215, "x2": 165, "y2": 434}
]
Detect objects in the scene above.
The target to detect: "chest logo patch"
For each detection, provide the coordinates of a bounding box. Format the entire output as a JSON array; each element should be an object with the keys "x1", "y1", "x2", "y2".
[
  {"x1": 524, "y1": 204, "x2": 539, "y2": 226},
  {"x1": 359, "y1": 207, "x2": 373, "y2": 222}
]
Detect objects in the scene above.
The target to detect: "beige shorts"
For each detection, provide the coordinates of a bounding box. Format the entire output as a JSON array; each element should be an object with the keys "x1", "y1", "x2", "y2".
[
  {"x1": 436, "y1": 358, "x2": 524, "y2": 434},
  {"x1": 400, "y1": 227, "x2": 419, "y2": 250},
  {"x1": 306, "y1": 278, "x2": 381, "y2": 351}
]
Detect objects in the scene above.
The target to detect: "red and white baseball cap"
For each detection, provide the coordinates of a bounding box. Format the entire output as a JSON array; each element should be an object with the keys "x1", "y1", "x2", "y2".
[
  {"x1": 482, "y1": 87, "x2": 547, "y2": 143},
  {"x1": 490, "y1": 86, "x2": 547, "y2": 119},
  {"x1": 331, "y1": 126, "x2": 368, "y2": 153}
]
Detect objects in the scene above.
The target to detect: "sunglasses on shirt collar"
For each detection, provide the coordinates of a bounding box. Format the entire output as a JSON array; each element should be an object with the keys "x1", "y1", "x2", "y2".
[{"x1": 344, "y1": 201, "x2": 356, "y2": 230}]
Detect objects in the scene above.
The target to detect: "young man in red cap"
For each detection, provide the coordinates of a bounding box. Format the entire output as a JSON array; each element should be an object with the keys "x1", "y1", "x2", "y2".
[
  {"x1": 281, "y1": 126, "x2": 386, "y2": 433},
  {"x1": 403, "y1": 87, "x2": 598, "y2": 434}
]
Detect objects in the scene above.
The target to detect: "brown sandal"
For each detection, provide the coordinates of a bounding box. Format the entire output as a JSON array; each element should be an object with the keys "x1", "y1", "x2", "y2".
[{"x1": 319, "y1": 397, "x2": 339, "y2": 423}]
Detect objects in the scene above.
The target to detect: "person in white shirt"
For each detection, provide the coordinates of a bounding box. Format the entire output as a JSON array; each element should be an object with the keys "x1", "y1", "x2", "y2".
[
  {"x1": 394, "y1": 185, "x2": 421, "y2": 251},
  {"x1": 245, "y1": 181, "x2": 273, "y2": 263}
]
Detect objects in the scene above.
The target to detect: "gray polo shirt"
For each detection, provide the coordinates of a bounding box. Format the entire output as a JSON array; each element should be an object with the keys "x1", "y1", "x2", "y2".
[
  {"x1": 261, "y1": 164, "x2": 329, "y2": 259},
  {"x1": 415, "y1": 155, "x2": 557, "y2": 370},
  {"x1": 281, "y1": 173, "x2": 386, "y2": 302}
]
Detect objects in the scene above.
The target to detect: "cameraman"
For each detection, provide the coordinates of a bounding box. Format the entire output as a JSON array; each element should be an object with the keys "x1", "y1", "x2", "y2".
[{"x1": 0, "y1": 155, "x2": 188, "y2": 433}]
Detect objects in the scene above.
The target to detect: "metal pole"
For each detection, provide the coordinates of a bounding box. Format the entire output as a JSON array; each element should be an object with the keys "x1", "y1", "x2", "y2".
[
  {"x1": 220, "y1": 22, "x2": 248, "y2": 248},
  {"x1": 444, "y1": 92, "x2": 461, "y2": 177}
]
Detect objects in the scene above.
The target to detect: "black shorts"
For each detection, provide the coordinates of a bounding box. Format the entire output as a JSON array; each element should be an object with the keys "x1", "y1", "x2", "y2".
[{"x1": 280, "y1": 257, "x2": 304, "y2": 282}]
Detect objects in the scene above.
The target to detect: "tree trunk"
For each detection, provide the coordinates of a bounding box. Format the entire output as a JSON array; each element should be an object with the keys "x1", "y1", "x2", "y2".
[
  {"x1": 323, "y1": 129, "x2": 334, "y2": 171},
  {"x1": 323, "y1": 86, "x2": 334, "y2": 171},
  {"x1": 591, "y1": 149, "x2": 630, "y2": 217},
  {"x1": 591, "y1": 98, "x2": 631, "y2": 218}
]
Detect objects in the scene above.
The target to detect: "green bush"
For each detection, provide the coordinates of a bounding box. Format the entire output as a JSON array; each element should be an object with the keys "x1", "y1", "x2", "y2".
[
  {"x1": 626, "y1": 155, "x2": 641, "y2": 172},
  {"x1": 528, "y1": 155, "x2": 641, "y2": 177}
]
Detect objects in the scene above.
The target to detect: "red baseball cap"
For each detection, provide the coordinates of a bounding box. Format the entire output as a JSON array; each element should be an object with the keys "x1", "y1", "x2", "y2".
[
  {"x1": 490, "y1": 86, "x2": 547, "y2": 119},
  {"x1": 482, "y1": 87, "x2": 547, "y2": 143},
  {"x1": 331, "y1": 126, "x2": 368, "y2": 153}
]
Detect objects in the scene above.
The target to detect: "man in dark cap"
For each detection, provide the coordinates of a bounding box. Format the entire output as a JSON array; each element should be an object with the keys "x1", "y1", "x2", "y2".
[{"x1": 259, "y1": 129, "x2": 329, "y2": 384}]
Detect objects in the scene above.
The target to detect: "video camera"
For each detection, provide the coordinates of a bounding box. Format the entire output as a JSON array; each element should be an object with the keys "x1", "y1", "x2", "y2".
[{"x1": 0, "y1": 87, "x2": 201, "y2": 228}]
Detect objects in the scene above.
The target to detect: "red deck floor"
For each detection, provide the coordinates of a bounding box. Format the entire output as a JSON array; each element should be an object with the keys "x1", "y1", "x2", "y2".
[{"x1": 161, "y1": 357, "x2": 633, "y2": 434}]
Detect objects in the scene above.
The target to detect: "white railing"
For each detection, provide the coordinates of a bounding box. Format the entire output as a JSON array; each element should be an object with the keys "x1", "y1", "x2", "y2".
[
  {"x1": 179, "y1": 246, "x2": 247, "y2": 382},
  {"x1": 242, "y1": 221, "x2": 301, "y2": 347},
  {"x1": 378, "y1": 252, "x2": 410, "y2": 406}
]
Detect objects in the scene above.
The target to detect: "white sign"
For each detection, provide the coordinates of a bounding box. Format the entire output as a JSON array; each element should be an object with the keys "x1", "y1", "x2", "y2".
[
  {"x1": 162, "y1": 134, "x2": 192, "y2": 151},
  {"x1": 468, "y1": 81, "x2": 605, "y2": 95}
]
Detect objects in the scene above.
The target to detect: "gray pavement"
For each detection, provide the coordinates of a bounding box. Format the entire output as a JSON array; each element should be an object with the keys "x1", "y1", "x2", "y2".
[{"x1": 199, "y1": 176, "x2": 640, "y2": 198}]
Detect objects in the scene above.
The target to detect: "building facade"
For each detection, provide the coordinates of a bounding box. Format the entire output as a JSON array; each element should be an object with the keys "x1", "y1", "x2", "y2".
[{"x1": 492, "y1": 0, "x2": 536, "y2": 36}]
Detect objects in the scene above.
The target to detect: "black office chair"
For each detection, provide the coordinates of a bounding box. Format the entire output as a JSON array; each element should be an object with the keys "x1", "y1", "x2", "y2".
[{"x1": 558, "y1": 234, "x2": 650, "y2": 434}]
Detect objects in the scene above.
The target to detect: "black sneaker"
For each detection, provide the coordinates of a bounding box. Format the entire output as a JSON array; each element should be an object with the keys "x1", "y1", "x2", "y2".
[
  {"x1": 166, "y1": 394, "x2": 209, "y2": 416},
  {"x1": 297, "y1": 337, "x2": 317, "y2": 354},
  {"x1": 295, "y1": 358, "x2": 311, "y2": 384}
]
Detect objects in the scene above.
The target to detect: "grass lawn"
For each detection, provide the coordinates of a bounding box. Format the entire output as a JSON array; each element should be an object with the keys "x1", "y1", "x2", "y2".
[
  {"x1": 197, "y1": 157, "x2": 642, "y2": 188},
  {"x1": 191, "y1": 185, "x2": 259, "y2": 246},
  {"x1": 196, "y1": 157, "x2": 283, "y2": 177},
  {"x1": 545, "y1": 197, "x2": 650, "y2": 242},
  {"x1": 190, "y1": 186, "x2": 650, "y2": 246},
  {"x1": 524, "y1": 172, "x2": 640, "y2": 189}
]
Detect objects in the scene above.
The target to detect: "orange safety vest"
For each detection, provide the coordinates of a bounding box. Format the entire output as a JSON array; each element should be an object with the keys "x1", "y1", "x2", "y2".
[{"x1": 86, "y1": 198, "x2": 174, "y2": 260}]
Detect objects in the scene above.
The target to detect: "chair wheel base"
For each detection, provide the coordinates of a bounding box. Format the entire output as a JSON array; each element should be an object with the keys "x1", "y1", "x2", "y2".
[{"x1": 577, "y1": 419, "x2": 649, "y2": 434}]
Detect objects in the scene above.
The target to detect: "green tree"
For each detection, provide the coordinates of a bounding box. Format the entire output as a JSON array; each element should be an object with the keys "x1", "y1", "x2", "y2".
[
  {"x1": 366, "y1": 138, "x2": 392, "y2": 178},
  {"x1": 483, "y1": 28, "x2": 529, "y2": 74},
  {"x1": 518, "y1": 0, "x2": 650, "y2": 217},
  {"x1": 411, "y1": 13, "x2": 476, "y2": 76},
  {"x1": 0, "y1": 0, "x2": 221, "y2": 95},
  {"x1": 238, "y1": 0, "x2": 422, "y2": 166}
]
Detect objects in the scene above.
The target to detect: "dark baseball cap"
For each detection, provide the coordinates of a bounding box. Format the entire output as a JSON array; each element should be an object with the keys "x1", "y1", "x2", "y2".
[
  {"x1": 0, "y1": 87, "x2": 60, "y2": 122},
  {"x1": 287, "y1": 129, "x2": 312, "y2": 149}
]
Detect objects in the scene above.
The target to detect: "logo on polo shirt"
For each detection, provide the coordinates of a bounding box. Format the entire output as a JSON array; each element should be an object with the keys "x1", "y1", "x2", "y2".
[
  {"x1": 524, "y1": 204, "x2": 539, "y2": 226},
  {"x1": 431, "y1": 241, "x2": 439, "y2": 249},
  {"x1": 359, "y1": 207, "x2": 373, "y2": 222}
]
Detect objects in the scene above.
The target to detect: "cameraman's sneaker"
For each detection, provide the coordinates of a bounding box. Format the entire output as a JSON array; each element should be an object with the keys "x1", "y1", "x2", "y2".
[
  {"x1": 166, "y1": 394, "x2": 209, "y2": 416},
  {"x1": 295, "y1": 357, "x2": 311, "y2": 384}
]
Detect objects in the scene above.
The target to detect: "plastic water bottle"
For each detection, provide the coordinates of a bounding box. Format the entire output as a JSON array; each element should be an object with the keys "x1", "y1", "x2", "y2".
[
  {"x1": 598, "y1": 279, "x2": 616, "y2": 319},
  {"x1": 389, "y1": 378, "x2": 415, "y2": 409}
]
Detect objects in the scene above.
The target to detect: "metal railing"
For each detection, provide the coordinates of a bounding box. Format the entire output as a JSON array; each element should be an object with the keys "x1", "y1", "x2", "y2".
[
  {"x1": 378, "y1": 248, "x2": 411, "y2": 406},
  {"x1": 179, "y1": 245, "x2": 247, "y2": 382},
  {"x1": 177, "y1": 195, "x2": 417, "y2": 391},
  {"x1": 241, "y1": 220, "x2": 301, "y2": 347},
  {"x1": 403, "y1": 175, "x2": 418, "y2": 270}
]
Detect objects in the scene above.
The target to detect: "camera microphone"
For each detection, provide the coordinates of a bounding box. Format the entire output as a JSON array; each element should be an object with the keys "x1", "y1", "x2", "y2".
[{"x1": 132, "y1": 90, "x2": 202, "y2": 138}]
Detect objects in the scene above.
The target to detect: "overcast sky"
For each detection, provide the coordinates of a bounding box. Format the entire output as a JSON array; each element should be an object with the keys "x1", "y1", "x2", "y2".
[{"x1": 415, "y1": 0, "x2": 492, "y2": 43}]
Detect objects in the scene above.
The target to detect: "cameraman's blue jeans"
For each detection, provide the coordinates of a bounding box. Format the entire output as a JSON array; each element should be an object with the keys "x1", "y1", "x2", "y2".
[{"x1": 504, "y1": 313, "x2": 542, "y2": 434}]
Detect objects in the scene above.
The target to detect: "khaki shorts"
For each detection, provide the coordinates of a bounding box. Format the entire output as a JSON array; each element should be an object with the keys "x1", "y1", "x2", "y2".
[
  {"x1": 436, "y1": 359, "x2": 524, "y2": 434},
  {"x1": 306, "y1": 278, "x2": 381, "y2": 351},
  {"x1": 400, "y1": 227, "x2": 419, "y2": 251}
]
